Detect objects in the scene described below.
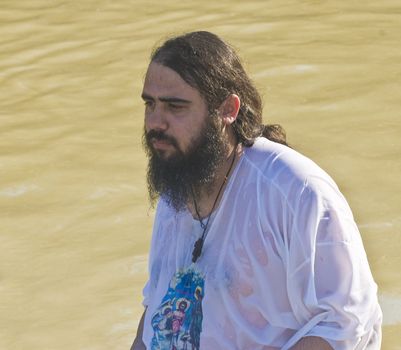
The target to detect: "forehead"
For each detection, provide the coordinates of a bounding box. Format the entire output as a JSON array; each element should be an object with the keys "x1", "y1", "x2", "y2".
[{"x1": 143, "y1": 62, "x2": 204, "y2": 101}]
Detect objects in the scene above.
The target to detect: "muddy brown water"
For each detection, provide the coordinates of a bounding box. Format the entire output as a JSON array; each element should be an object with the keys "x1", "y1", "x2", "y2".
[{"x1": 1, "y1": 1, "x2": 400, "y2": 349}]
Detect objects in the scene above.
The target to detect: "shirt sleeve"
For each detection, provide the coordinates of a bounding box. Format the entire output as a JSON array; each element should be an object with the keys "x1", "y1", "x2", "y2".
[
  {"x1": 284, "y1": 177, "x2": 381, "y2": 350},
  {"x1": 141, "y1": 199, "x2": 164, "y2": 308},
  {"x1": 142, "y1": 280, "x2": 150, "y2": 307}
]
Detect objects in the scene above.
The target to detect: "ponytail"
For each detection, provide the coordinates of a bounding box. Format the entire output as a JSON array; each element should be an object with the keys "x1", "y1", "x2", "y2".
[{"x1": 261, "y1": 124, "x2": 288, "y2": 146}]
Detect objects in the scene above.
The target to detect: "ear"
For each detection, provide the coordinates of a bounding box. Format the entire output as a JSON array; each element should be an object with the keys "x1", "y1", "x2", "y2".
[{"x1": 218, "y1": 94, "x2": 240, "y2": 126}]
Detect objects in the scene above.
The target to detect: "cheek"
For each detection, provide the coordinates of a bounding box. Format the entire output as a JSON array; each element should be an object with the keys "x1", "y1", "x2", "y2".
[
  {"x1": 169, "y1": 109, "x2": 208, "y2": 152},
  {"x1": 174, "y1": 126, "x2": 196, "y2": 150}
]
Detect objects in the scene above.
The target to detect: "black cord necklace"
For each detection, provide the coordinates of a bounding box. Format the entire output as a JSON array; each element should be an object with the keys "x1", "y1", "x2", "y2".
[{"x1": 191, "y1": 146, "x2": 237, "y2": 263}]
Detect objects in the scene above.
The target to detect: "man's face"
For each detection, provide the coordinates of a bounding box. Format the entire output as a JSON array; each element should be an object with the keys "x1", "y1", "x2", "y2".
[
  {"x1": 141, "y1": 62, "x2": 229, "y2": 210},
  {"x1": 142, "y1": 62, "x2": 210, "y2": 161}
]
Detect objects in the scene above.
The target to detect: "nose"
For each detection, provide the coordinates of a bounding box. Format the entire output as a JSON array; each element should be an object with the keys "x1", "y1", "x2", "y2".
[{"x1": 145, "y1": 104, "x2": 168, "y2": 131}]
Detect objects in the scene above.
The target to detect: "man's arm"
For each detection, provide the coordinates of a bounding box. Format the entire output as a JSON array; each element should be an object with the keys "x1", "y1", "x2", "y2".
[
  {"x1": 130, "y1": 308, "x2": 146, "y2": 350},
  {"x1": 290, "y1": 336, "x2": 333, "y2": 350}
]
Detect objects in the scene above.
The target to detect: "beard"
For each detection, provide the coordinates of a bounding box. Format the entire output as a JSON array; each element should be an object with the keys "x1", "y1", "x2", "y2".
[{"x1": 143, "y1": 115, "x2": 229, "y2": 211}]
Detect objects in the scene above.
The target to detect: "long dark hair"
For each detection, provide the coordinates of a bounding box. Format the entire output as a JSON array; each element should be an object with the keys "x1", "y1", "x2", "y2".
[{"x1": 150, "y1": 31, "x2": 287, "y2": 147}]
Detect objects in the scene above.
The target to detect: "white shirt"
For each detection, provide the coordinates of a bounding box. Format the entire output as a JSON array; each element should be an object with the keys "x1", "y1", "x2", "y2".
[{"x1": 142, "y1": 137, "x2": 382, "y2": 350}]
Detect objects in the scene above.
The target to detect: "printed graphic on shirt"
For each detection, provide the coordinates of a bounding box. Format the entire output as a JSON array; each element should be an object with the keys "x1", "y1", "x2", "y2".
[{"x1": 151, "y1": 268, "x2": 204, "y2": 350}]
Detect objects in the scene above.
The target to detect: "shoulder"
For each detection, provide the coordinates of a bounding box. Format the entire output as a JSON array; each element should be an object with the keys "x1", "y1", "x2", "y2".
[
  {"x1": 152, "y1": 198, "x2": 179, "y2": 234},
  {"x1": 244, "y1": 138, "x2": 333, "y2": 182},
  {"x1": 155, "y1": 196, "x2": 181, "y2": 218},
  {"x1": 242, "y1": 138, "x2": 342, "y2": 208}
]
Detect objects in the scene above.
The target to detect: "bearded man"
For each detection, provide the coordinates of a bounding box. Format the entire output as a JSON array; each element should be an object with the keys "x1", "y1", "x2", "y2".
[{"x1": 131, "y1": 31, "x2": 382, "y2": 350}]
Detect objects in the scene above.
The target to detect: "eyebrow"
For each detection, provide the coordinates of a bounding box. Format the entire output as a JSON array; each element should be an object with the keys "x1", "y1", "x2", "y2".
[{"x1": 141, "y1": 93, "x2": 191, "y2": 104}]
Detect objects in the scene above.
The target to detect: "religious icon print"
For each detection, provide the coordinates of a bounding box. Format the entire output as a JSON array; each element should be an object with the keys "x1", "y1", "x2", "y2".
[{"x1": 151, "y1": 268, "x2": 204, "y2": 350}]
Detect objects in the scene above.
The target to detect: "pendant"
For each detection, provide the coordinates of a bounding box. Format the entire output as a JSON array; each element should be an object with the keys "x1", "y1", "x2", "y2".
[{"x1": 192, "y1": 237, "x2": 204, "y2": 263}]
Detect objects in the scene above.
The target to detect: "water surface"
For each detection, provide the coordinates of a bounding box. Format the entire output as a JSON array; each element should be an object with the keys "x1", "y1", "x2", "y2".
[{"x1": 1, "y1": 1, "x2": 400, "y2": 349}]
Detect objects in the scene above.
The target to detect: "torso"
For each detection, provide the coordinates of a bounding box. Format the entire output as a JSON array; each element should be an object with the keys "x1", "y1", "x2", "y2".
[{"x1": 142, "y1": 137, "x2": 382, "y2": 350}]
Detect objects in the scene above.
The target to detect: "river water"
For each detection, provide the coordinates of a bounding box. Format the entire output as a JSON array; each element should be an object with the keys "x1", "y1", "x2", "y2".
[{"x1": 1, "y1": 1, "x2": 400, "y2": 349}]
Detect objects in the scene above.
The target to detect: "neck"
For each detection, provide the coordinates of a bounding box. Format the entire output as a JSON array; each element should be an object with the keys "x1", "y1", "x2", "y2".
[{"x1": 188, "y1": 141, "x2": 241, "y2": 220}]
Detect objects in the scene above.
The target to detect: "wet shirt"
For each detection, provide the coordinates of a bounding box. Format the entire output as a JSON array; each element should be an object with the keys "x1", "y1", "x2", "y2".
[{"x1": 142, "y1": 137, "x2": 382, "y2": 350}]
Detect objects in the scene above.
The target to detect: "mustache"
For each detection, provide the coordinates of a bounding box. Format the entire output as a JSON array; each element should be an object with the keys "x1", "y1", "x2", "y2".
[{"x1": 146, "y1": 129, "x2": 179, "y2": 148}]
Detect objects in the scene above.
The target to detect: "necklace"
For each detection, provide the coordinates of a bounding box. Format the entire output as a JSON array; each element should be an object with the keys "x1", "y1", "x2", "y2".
[{"x1": 191, "y1": 146, "x2": 237, "y2": 263}]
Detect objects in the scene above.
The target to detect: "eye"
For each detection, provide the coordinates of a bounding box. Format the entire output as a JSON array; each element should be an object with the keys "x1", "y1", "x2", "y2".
[
  {"x1": 168, "y1": 103, "x2": 184, "y2": 111},
  {"x1": 144, "y1": 100, "x2": 154, "y2": 108}
]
